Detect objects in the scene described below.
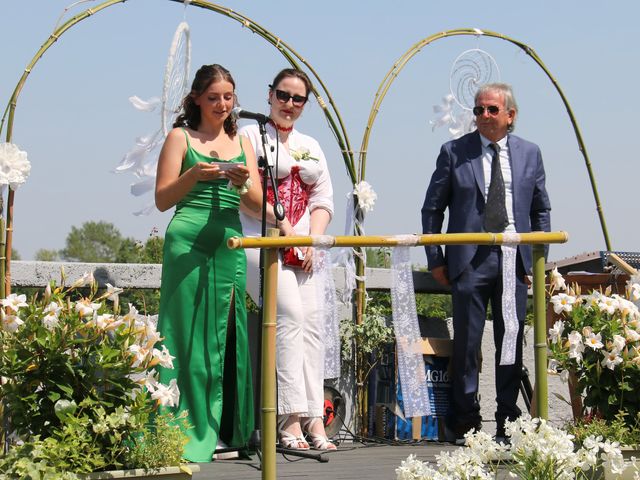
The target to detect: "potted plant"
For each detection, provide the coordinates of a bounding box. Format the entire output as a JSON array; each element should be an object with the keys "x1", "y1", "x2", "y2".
[
  {"x1": 0, "y1": 272, "x2": 198, "y2": 479},
  {"x1": 546, "y1": 268, "x2": 640, "y2": 425},
  {"x1": 546, "y1": 268, "x2": 640, "y2": 479}
]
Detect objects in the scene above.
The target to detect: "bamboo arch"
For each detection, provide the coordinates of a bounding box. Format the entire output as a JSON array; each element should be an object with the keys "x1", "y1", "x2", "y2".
[
  {"x1": 358, "y1": 27, "x2": 611, "y2": 250},
  {"x1": 0, "y1": 0, "x2": 358, "y2": 297}
]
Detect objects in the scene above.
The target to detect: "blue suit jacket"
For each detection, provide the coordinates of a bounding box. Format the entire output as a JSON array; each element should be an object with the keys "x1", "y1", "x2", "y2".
[{"x1": 421, "y1": 130, "x2": 551, "y2": 280}]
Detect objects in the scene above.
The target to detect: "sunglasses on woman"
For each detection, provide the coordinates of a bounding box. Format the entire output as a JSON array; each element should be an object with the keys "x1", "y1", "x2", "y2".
[
  {"x1": 472, "y1": 105, "x2": 501, "y2": 116},
  {"x1": 274, "y1": 89, "x2": 308, "y2": 107}
]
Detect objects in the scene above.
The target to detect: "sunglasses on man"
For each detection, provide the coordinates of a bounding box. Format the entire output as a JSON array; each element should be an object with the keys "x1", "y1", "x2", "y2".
[{"x1": 472, "y1": 105, "x2": 501, "y2": 116}]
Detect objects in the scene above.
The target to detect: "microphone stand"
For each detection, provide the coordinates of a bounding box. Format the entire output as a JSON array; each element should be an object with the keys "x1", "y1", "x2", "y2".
[{"x1": 236, "y1": 119, "x2": 326, "y2": 464}]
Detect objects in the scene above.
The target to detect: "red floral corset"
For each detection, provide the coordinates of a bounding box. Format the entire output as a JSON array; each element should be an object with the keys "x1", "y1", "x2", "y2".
[{"x1": 264, "y1": 166, "x2": 310, "y2": 227}]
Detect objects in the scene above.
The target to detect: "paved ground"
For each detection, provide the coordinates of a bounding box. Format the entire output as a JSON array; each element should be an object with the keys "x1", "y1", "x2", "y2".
[{"x1": 190, "y1": 441, "x2": 459, "y2": 480}]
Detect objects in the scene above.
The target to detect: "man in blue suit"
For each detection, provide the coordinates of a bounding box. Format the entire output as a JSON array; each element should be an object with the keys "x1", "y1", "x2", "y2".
[{"x1": 421, "y1": 83, "x2": 551, "y2": 444}]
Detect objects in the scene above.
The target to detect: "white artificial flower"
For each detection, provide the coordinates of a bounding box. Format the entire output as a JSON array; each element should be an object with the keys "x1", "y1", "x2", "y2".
[
  {"x1": 584, "y1": 331, "x2": 604, "y2": 350},
  {"x1": 353, "y1": 181, "x2": 377, "y2": 213},
  {"x1": 0, "y1": 142, "x2": 31, "y2": 189},
  {"x1": 550, "y1": 292, "x2": 576, "y2": 314},
  {"x1": 629, "y1": 282, "x2": 640, "y2": 302},
  {"x1": 1, "y1": 309, "x2": 24, "y2": 332},
  {"x1": 1, "y1": 293, "x2": 28, "y2": 312},
  {"x1": 550, "y1": 267, "x2": 567, "y2": 291},
  {"x1": 548, "y1": 319, "x2": 564, "y2": 344},
  {"x1": 151, "y1": 378, "x2": 180, "y2": 407}
]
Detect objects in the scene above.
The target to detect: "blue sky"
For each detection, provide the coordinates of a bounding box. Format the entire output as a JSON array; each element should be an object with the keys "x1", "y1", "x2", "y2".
[{"x1": 1, "y1": 0, "x2": 637, "y2": 265}]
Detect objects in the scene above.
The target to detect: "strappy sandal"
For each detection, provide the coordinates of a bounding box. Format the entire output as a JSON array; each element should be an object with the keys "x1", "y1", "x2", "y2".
[
  {"x1": 277, "y1": 416, "x2": 310, "y2": 451},
  {"x1": 301, "y1": 417, "x2": 337, "y2": 451}
]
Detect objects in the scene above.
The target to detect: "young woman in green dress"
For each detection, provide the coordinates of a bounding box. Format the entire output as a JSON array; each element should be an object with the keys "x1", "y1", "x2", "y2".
[{"x1": 155, "y1": 64, "x2": 261, "y2": 462}]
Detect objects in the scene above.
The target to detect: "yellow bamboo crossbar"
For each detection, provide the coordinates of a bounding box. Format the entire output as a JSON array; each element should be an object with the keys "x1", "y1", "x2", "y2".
[{"x1": 228, "y1": 231, "x2": 569, "y2": 249}]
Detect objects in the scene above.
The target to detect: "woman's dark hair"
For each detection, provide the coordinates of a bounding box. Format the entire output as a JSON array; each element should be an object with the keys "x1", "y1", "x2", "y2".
[
  {"x1": 269, "y1": 68, "x2": 313, "y2": 98},
  {"x1": 173, "y1": 64, "x2": 237, "y2": 136}
]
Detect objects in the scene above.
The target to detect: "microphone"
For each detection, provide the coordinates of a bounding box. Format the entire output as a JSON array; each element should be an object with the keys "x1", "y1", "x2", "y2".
[{"x1": 231, "y1": 107, "x2": 270, "y2": 124}]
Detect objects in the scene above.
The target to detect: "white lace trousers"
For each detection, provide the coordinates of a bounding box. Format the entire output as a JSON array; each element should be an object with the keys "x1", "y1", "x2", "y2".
[{"x1": 245, "y1": 248, "x2": 325, "y2": 418}]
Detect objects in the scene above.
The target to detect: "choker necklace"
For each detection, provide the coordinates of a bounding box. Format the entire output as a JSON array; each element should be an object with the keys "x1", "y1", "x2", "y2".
[{"x1": 271, "y1": 121, "x2": 293, "y2": 133}]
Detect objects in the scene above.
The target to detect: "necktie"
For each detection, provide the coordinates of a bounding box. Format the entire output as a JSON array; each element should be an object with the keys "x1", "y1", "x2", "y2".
[{"x1": 483, "y1": 143, "x2": 509, "y2": 232}]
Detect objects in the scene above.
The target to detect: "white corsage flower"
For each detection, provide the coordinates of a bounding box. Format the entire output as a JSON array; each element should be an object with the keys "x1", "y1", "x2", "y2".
[
  {"x1": 0, "y1": 142, "x2": 31, "y2": 189},
  {"x1": 353, "y1": 180, "x2": 377, "y2": 213},
  {"x1": 290, "y1": 147, "x2": 318, "y2": 162}
]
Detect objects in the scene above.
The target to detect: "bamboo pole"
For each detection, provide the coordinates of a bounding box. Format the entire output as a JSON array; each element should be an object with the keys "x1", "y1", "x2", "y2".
[
  {"x1": 228, "y1": 231, "x2": 569, "y2": 250},
  {"x1": 532, "y1": 244, "x2": 548, "y2": 419},
  {"x1": 260, "y1": 229, "x2": 279, "y2": 480}
]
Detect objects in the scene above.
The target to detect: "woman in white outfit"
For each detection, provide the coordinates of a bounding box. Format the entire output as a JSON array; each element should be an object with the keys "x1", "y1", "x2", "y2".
[{"x1": 239, "y1": 68, "x2": 335, "y2": 451}]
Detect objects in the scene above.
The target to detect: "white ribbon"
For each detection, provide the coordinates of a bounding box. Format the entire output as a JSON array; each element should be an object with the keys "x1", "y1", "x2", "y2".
[
  {"x1": 499, "y1": 233, "x2": 521, "y2": 366},
  {"x1": 390, "y1": 245, "x2": 431, "y2": 418},
  {"x1": 313, "y1": 246, "x2": 341, "y2": 379}
]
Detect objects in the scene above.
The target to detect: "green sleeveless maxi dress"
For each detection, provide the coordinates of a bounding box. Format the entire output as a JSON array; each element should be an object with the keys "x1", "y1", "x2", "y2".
[{"x1": 158, "y1": 130, "x2": 254, "y2": 462}]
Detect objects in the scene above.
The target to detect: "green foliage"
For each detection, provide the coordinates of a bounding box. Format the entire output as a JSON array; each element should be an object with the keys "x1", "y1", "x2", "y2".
[
  {"x1": 365, "y1": 247, "x2": 391, "y2": 268},
  {"x1": 415, "y1": 293, "x2": 451, "y2": 319},
  {"x1": 0, "y1": 437, "x2": 80, "y2": 479},
  {"x1": 11, "y1": 247, "x2": 20, "y2": 260},
  {"x1": 568, "y1": 412, "x2": 640, "y2": 448},
  {"x1": 0, "y1": 277, "x2": 187, "y2": 473},
  {"x1": 340, "y1": 303, "x2": 394, "y2": 363},
  {"x1": 125, "y1": 411, "x2": 190, "y2": 469},
  {"x1": 35, "y1": 248, "x2": 60, "y2": 261},
  {"x1": 60, "y1": 221, "x2": 124, "y2": 263}
]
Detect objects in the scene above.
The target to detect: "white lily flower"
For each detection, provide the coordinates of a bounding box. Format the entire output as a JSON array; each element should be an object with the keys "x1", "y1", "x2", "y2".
[
  {"x1": 611, "y1": 334, "x2": 626, "y2": 353},
  {"x1": 1, "y1": 293, "x2": 28, "y2": 312},
  {"x1": 601, "y1": 350, "x2": 623, "y2": 370},
  {"x1": 128, "y1": 344, "x2": 149, "y2": 368},
  {"x1": 72, "y1": 271, "x2": 94, "y2": 288},
  {"x1": 597, "y1": 295, "x2": 618, "y2": 315},
  {"x1": 105, "y1": 283, "x2": 123, "y2": 303},
  {"x1": 152, "y1": 345, "x2": 175, "y2": 369},
  {"x1": 550, "y1": 293, "x2": 576, "y2": 314},
  {"x1": 75, "y1": 299, "x2": 101, "y2": 317},
  {"x1": 584, "y1": 331, "x2": 604, "y2": 350},
  {"x1": 151, "y1": 378, "x2": 180, "y2": 407},
  {"x1": 548, "y1": 320, "x2": 564, "y2": 344},
  {"x1": 549, "y1": 267, "x2": 566, "y2": 291},
  {"x1": 1, "y1": 310, "x2": 24, "y2": 332}
]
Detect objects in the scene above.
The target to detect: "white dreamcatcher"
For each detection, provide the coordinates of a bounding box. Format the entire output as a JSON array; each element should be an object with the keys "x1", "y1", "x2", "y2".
[
  {"x1": 430, "y1": 48, "x2": 501, "y2": 139},
  {"x1": 114, "y1": 21, "x2": 192, "y2": 215}
]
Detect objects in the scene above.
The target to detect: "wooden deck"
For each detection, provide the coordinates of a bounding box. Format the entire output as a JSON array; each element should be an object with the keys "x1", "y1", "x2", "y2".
[{"x1": 192, "y1": 441, "x2": 458, "y2": 479}]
